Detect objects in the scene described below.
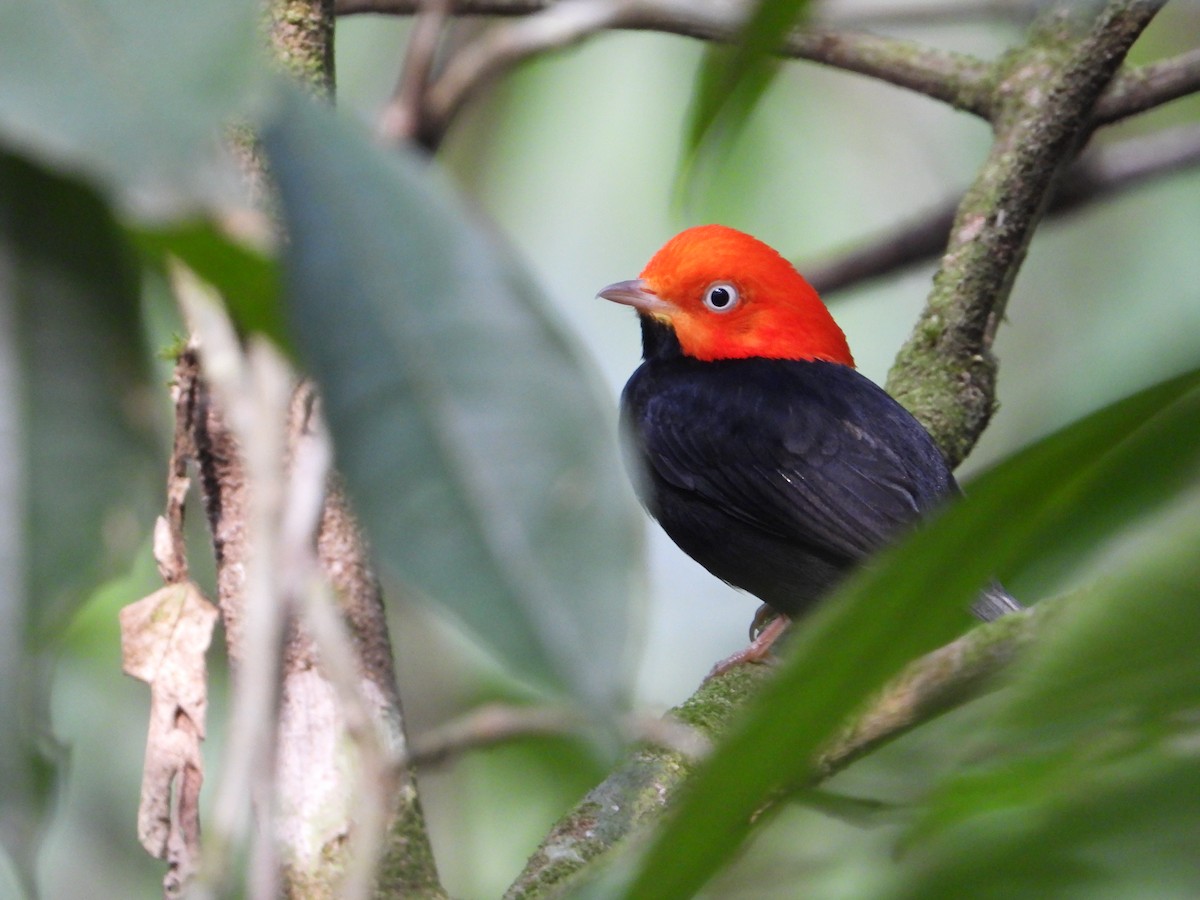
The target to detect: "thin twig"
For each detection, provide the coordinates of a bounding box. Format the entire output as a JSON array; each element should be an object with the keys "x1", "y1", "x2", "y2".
[
  {"x1": 773, "y1": 26, "x2": 995, "y2": 117},
  {"x1": 1066, "y1": 120, "x2": 1200, "y2": 189},
  {"x1": 805, "y1": 202, "x2": 957, "y2": 297},
  {"x1": 423, "y1": 0, "x2": 632, "y2": 143},
  {"x1": 339, "y1": 0, "x2": 555, "y2": 15},
  {"x1": 805, "y1": 121, "x2": 1200, "y2": 295},
  {"x1": 155, "y1": 367, "x2": 197, "y2": 586},
  {"x1": 407, "y1": 703, "x2": 592, "y2": 768},
  {"x1": 378, "y1": 0, "x2": 456, "y2": 146},
  {"x1": 822, "y1": 0, "x2": 1040, "y2": 30},
  {"x1": 405, "y1": 703, "x2": 709, "y2": 770},
  {"x1": 1094, "y1": 46, "x2": 1200, "y2": 125}
]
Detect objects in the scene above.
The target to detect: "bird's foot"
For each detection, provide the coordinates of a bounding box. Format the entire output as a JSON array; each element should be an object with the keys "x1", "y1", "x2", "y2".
[{"x1": 707, "y1": 612, "x2": 791, "y2": 679}]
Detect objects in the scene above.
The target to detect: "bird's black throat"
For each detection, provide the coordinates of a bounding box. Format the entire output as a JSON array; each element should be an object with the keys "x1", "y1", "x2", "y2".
[{"x1": 639, "y1": 315, "x2": 683, "y2": 361}]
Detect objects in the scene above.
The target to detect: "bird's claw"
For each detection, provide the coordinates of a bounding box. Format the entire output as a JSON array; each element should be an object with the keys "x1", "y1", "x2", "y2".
[{"x1": 707, "y1": 613, "x2": 791, "y2": 679}]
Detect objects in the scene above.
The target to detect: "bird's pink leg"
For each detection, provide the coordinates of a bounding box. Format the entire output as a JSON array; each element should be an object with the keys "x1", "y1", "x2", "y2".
[{"x1": 707, "y1": 613, "x2": 791, "y2": 679}]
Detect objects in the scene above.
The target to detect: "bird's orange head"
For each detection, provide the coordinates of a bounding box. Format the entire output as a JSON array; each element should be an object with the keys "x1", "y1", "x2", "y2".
[{"x1": 598, "y1": 224, "x2": 854, "y2": 365}]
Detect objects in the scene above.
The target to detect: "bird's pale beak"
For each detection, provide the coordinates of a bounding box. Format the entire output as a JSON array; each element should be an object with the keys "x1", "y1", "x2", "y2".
[{"x1": 597, "y1": 279, "x2": 675, "y2": 316}]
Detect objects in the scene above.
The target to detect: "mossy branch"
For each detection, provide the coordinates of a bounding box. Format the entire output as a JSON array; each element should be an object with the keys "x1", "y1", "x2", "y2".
[
  {"x1": 1094, "y1": 45, "x2": 1200, "y2": 124},
  {"x1": 504, "y1": 597, "x2": 1061, "y2": 898},
  {"x1": 270, "y1": 0, "x2": 337, "y2": 98},
  {"x1": 885, "y1": 0, "x2": 1162, "y2": 467}
]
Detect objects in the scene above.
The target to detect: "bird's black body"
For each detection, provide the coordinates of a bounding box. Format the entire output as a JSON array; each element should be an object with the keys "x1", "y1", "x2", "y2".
[{"x1": 621, "y1": 318, "x2": 1018, "y2": 621}]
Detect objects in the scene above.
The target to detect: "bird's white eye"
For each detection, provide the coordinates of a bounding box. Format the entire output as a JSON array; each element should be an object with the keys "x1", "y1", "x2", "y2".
[{"x1": 703, "y1": 282, "x2": 739, "y2": 312}]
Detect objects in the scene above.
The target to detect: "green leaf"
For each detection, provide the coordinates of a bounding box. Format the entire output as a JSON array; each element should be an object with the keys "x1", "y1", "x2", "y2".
[
  {"x1": 890, "y1": 518, "x2": 1200, "y2": 898},
  {"x1": 262, "y1": 92, "x2": 644, "y2": 707},
  {"x1": 0, "y1": 0, "x2": 266, "y2": 216},
  {"x1": 1, "y1": 154, "x2": 161, "y2": 634},
  {"x1": 894, "y1": 745, "x2": 1200, "y2": 898},
  {"x1": 618, "y1": 367, "x2": 1200, "y2": 899},
  {"x1": 0, "y1": 153, "x2": 159, "y2": 893},
  {"x1": 682, "y1": 0, "x2": 815, "y2": 176},
  {"x1": 1001, "y1": 533, "x2": 1200, "y2": 735},
  {"x1": 132, "y1": 221, "x2": 288, "y2": 354}
]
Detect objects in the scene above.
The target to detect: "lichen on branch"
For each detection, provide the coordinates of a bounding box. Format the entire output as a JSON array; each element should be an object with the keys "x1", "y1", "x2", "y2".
[{"x1": 886, "y1": 0, "x2": 1163, "y2": 467}]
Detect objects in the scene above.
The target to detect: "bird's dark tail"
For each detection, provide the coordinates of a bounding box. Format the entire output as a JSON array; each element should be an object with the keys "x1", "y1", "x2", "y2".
[{"x1": 971, "y1": 581, "x2": 1023, "y2": 621}]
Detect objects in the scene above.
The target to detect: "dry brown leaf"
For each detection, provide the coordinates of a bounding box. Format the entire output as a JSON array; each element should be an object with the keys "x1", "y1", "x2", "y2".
[{"x1": 120, "y1": 580, "x2": 218, "y2": 896}]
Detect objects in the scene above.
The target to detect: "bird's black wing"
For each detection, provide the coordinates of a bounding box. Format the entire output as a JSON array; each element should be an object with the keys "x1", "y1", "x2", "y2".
[{"x1": 624, "y1": 358, "x2": 956, "y2": 564}]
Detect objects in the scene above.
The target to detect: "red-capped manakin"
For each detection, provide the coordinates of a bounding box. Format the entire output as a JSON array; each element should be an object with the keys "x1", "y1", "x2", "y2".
[{"x1": 599, "y1": 225, "x2": 1020, "y2": 670}]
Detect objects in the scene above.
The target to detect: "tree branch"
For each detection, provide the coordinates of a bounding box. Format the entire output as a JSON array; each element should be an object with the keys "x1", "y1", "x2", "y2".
[
  {"x1": 505, "y1": 598, "x2": 1052, "y2": 898},
  {"x1": 338, "y1": 0, "x2": 543, "y2": 13},
  {"x1": 885, "y1": 0, "x2": 1162, "y2": 468},
  {"x1": 1093, "y1": 46, "x2": 1200, "y2": 124},
  {"x1": 805, "y1": 121, "x2": 1200, "y2": 295},
  {"x1": 618, "y1": 5, "x2": 996, "y2": 117},
  {"x1": 378, "y1": 0, "x2": 455, "y2": 146},
  {"x1": 805, "y1": 201, "x2": 958, "y2": 297},
  {"x1": 774, "y1": 27, "x2": 994, "y2": 118},
  {"x1": 271, "y1": 0, "x2": 337, "y2": 97},
  {"x1": 351, "y1": 0, "x2": 996, "y2": 147},
  {"x1": 406, "y1": 704, "x2": 591, "y2": 768},
  {"x1": 421, "y1": 0, "x2": 631, "y2": 147},
  {"x1": 214, "y1": 1, "x2": 448, "y2": 896},
  {"x1": 350, "y1": 0, "x2": 1200, "y2": 161},
  {"x1": 825, "y1": 0, "x2": 1042, "y2": 30},
  {"x1": 812, "y1": 602, "x2": 1041, "y2": 778},
  {"x1": 405, "y1": 703, "x2": 709, "y2": 771},
  {"x1": 176, "y1": 295, "x2": 446, "y2": 899}
]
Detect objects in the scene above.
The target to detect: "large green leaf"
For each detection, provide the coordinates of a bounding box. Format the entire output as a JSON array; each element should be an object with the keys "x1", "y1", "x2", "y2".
[
  {"x1": 262, "y1": 92, "x2": 643, "y2": 707},
  {"x1": 616, "y1": 368, "x2": 1200, "y2": 898},
  {"x1": 0, "y1": 155, "x2": 161, "y2": 635},
  {"x1": 889, "y1": 507, "x2": 1200, "y2": 898},
  {"x1": 0, "y1": 153, "x2": 159, "y2": 895},
  {"x1": 0, "y1": 0, "x2": 266, "y2": 216},
  {"x1": 896, "y1": 750, "x2": 1200, "y2": 899}
]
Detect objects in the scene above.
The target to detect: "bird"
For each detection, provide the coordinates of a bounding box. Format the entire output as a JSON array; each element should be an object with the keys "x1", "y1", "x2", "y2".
[{"x1": 598, "y1": 224, "x2": 1020, "y2": 673}]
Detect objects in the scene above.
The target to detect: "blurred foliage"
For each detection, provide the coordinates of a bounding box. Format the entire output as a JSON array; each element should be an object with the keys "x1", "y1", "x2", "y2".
[
  {"x1": 0, "y1": 0, "x2": 1196, "y2": 898},
  {"x1": 0, "y1": 155, "x2": 160, "y2": 639},
  {"x1": 0, "y1": 0, "x2": 264, "y2": 217},
  {"x1": 132, "y1": 222, "x2": 287, "y2": 356},
  {"x1": 681, "y1": 0, "x2": 815, "y2": 189},
  {"x1": 262, "y1": 90, "x2": 642, "y2": 707},
  {"x1": 0, "y1": 152, "x2": 160, "y2": 896}
]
